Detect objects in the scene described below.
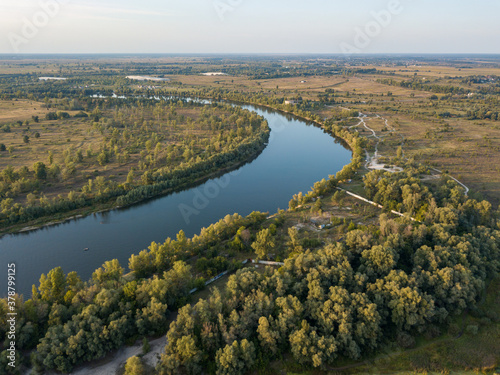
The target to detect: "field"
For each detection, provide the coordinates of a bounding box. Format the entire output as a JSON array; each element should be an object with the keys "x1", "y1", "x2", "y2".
[
  {"x1": 0, "y1": 102, "x2": 241, "y2": 201},
  {"x1": 0, "y1": 101, "x2": 99, "y2": 170},
  {"x1": 162, "y1": 64, "x2": 500, "y2": 204}
]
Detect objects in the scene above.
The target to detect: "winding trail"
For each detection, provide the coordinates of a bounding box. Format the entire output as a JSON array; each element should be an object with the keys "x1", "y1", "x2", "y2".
[
  {"x1": 352, "y1": 112, "x2": 401, "y2": 172},
  {"x1": 349, "y1": 111, "x2": 469, "y2": 195},
  {"x1": 430, "y1": 167, "x2": 470, "y2": 196}
]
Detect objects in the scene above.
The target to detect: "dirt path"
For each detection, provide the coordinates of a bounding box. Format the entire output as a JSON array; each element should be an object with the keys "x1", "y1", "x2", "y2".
[
  {"x1": 349, "y1": 111, "x2": 470, "y2": 194},
  {"x1": 430, "y1": 167, "x2": 470, "y2": 196},
  {"x1": 63, "y1": 336, "x2": 166, "y2": 375},
  {"x1": 352, "y1": 112, "x2": 403, "y2": 172}
]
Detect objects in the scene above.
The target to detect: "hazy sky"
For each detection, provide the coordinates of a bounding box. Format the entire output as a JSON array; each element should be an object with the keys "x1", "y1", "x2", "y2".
[{"x1": 1, "y1": 0, "x2": 499, "y2": 54}]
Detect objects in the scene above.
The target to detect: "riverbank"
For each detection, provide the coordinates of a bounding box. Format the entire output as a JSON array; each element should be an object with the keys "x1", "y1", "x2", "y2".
[{"x1": 0, "y1": 126, "x2": 269, "y2": 237}]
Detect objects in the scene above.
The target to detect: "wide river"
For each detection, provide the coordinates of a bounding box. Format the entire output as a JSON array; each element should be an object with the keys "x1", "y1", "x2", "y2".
[{"x1": 0, "y1": 102, "x2": 351, "y2": 297}]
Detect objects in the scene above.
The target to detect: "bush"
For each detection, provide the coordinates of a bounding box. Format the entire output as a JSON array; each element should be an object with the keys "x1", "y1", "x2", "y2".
[
  {"x1": 486, "y1": 310, "x2": 499, "y2": 323},
  {"x1": 194, "y1": 277, "x2": 206, "y2": 291},
  {"x1": 124, "y1": 356, "x2": 144, "y2": 375},
  {"x1": 74, "y1": 111, "x2": 89, "y2": 118},
  {"x1": 423, "y1": 325, "x2": 441, "y2": 340},
  {"x1": 57, "y1": 111, "x2": 70, "y2": 119},
  {"x1": 465, "y1": 324, "x2": 479, "y2": 336},
  {"x1": 396, "y1": 331, "x2": 416, "y2": 349},
  {"x1": 447, "y1": 323, "x2": 460, "y2": 337},
  {"x1": 142, "y1": 338, "x2": 150, "y2": 355},
  {"x1": 45, "y1": 112, "x2": 58, "y2": 120},
  {"x1": 301, "y1": 238, "x2": 322, "y2": 249}
]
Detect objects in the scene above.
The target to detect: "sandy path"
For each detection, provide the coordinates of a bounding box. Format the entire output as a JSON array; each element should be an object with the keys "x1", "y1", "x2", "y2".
[
  {"x1": 431, "y1": 167, "x2": 470, "y2": 196},
  {"x1": 347, "y1": 110, "x2": 469, "y2": 193},
  {"x1": 67, "y1": 336, "x2": 166, "y2": 375},
  {"x1": 353, "y1": 112, "x2": 395, "y2": 171}
]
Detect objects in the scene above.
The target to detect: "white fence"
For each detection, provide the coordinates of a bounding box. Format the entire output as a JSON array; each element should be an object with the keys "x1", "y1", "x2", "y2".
[
  {"x1": 189, "y1": 259, "x2": 283, "y2": 294},
  {"x1": 337, "y1": 187, "x2": 418, "y2": 222}
]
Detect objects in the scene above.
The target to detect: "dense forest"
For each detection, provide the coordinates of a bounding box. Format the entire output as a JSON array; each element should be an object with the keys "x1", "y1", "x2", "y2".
[{"x1": 158, "y1": 169, "x2": 499, "y2": 374}]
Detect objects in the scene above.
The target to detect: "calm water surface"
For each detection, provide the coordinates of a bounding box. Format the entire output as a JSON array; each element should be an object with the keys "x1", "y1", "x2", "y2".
[{"x1": 0, "y1": 103, "x2": 351, "y2": 297}]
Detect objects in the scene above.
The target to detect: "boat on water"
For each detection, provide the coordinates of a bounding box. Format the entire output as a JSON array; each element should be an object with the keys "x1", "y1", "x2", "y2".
[{"x1": 83, "y1": 248, "x2": 89, "y2": 251}]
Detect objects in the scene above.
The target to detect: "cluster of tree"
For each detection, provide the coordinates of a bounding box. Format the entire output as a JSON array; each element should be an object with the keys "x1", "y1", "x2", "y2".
[
  {"x1": 129, "y1": 212, "x2": 267, "y2": 278},
  {"x1": 362, "y1": 168, "x2": 434, "y2": 217},
  {"x1": 0, "y1": 211, "x2": 267, "y2": 374},
  {"x1": 115, "y1": 123, "x2": 269, "y2": 208},
  {"x1": 461, "y1": 75, "x2": 499, "y2": 85},
  {"x1": 377, "y1": 77, "x2": 500, "y2": 102},
  {"x1": 466, "y1": 106, "x2": 500, "y2": 120},
  {"x1": 377, "y1": 78, "x2": 468, "y2": 95},
  {"x1": 363, "y1": 168, "x2": 495, "y2": 230},
  {"x1": 45, "y1": 111, "x2": 71, "y2": 120},
  {"x1": 0, "y1": 99, "x2": 270, "y2": 229},
  {"x1": 29, "y1": 260, "x2": 186, "y2": 373},
  {"x1": 158, "y1": 174, "x2": 500, "y2": 374}
]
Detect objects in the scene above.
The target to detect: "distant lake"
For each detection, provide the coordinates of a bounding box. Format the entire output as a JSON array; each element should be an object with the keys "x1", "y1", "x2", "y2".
[
  {"x1": 0, "y1": 102, "x2": 352, "y2": 297},
  {"x1": 39, "y1": 77, "x2": 67, "y2": 81}
]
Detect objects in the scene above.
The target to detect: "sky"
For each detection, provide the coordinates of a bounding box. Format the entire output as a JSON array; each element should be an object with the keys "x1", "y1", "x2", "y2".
[{"x1": 0, "y1": 0, "x2": 499, "y2": 54}]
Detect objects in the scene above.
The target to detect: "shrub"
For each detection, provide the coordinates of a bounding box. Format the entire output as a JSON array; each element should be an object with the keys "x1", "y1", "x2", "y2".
[
  {"x1": 396, "y1": 331, "x2": 416, "y2": 349},
  {"x1": 465, "y1": 325, "x2": 479, "y2": 336}
]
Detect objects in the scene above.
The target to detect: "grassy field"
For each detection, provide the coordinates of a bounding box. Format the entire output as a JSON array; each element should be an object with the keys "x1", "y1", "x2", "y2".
[
  {"x1": 0, "y1": 99, "x2": 54, "y2": 121},
  {"x1": 0, "y1": 102, "x2": 100, "y2": 170}
]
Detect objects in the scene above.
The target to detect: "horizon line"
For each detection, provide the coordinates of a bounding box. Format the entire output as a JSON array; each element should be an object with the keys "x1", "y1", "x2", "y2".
[{"x1": 1, "y1": 52, "x2": 500, "y2": 56}]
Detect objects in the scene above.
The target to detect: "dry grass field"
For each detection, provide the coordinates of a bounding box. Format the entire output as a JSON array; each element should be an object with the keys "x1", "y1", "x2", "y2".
[
  {"x1": 0, "y1": 101, "x2": 259, "y2": 207},
  {"x1": 362, "y1": 63, "x2": 500, "y2": 79},
  {"x1": 164, "y1": 69, "x2": 500, "y2": 204},
  {"x1": 0, "y1": 99, "x2": 54, "y2": 121}
]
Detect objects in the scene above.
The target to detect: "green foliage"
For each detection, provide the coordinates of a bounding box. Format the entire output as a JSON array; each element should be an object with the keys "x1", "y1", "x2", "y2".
[
  {"x1": 124, "y1": 356, "x2": 145, "y2": 375},
  {"x1": 251, "y1": 228, "x2": 276, "y2": 260},
  {"x1": 157, "y1": 173, "x2": 500, "y2": 372},
  {"x1": 33, "y1": 162, "x2": 47, "y2": 180},
  {"x1": 215, "y1": 339, "x2": 256, "y2": 375}
]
